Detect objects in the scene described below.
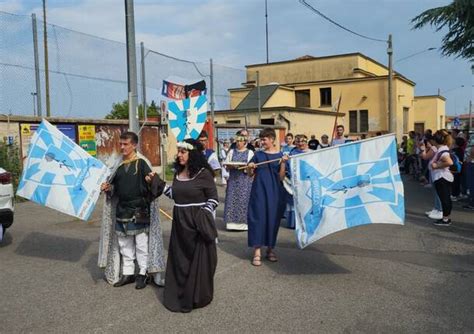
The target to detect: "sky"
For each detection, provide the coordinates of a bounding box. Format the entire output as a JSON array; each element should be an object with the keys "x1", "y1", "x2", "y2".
[{"x1": 0, "y1": 0, "x2": 472, "y2": 118}]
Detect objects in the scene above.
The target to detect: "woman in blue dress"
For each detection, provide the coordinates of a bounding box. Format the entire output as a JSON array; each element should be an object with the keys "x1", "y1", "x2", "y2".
[
  {"x1": 223, "y1": 135, "x2": 254, "y2": 231},
  {"x1": 284, "y1": 134, "x2": 311, "y2": 229},
  {"x1": 247, "y1": 128, "x2": 288, "y2": 266}
]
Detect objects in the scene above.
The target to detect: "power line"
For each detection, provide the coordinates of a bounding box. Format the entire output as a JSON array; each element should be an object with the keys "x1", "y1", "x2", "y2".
[{"x1": 299, "y1": 0, "x2": 386, "y2": 43}]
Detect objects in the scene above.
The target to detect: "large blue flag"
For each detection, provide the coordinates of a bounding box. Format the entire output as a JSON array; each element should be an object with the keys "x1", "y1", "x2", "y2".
[
  {"x1": 17, "y1": 120, "x2": 109, "y2": 220},
  {"x1": 290, "y1": 134, "x2": 404, "y2": 248}
]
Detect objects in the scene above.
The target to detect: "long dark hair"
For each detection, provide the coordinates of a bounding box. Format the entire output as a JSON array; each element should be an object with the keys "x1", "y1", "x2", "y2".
[{"x1": 174, "y1": 138, "x2": 214, "y2": 178}]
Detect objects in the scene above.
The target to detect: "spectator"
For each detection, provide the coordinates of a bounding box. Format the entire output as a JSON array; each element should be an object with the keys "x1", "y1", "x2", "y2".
[
  {"x1": 419, "y1": 134, "x2": 443, "y2": 220},
  {"x1": 308, "y1": 135, "x2": 320, "y2": 150},
  {"x1": 451, "y1": 137, "x2": 465, "y2": 201},
  {"x1": 430, "y1": 129, "x2": 454, "y2": 226},
  {"x1": 332, "y1": 125, "x2": 346, "y2": 146},
  {"x1": 281, "y1": 132, "x2": 295, "y2": 154},
  {"x1": 318, "y1": 134, "x2": 330, "y2": 149},
  {"x1": 463, "y1": 142, "x2": 474, "y2": 210},
  {"x1": 198, "y1": 131, "x2": 221, "y2": 174}
]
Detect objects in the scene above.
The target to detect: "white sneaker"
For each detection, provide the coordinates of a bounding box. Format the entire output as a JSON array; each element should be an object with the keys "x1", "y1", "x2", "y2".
[
  {"x1": 425, "y1": 209, "x2": 436, "y2": 216},
  {"x1": 428, "y1": 210, "x2": 443, "y2": 220},
  {"x1": 450, "y1": 196, "x2": 458, "y2": 202}
]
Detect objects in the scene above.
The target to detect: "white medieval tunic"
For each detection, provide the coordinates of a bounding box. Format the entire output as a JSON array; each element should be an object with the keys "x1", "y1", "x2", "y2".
[{"x1": 97, "y1": 153, "x2": 166, "y2": 284}]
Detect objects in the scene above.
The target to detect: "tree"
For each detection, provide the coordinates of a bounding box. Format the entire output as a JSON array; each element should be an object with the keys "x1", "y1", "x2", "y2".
[
  {"x1": 411, "y1": 0, "x2": 474, "y2": 60},
  {"x1": 105, "y1": 100, "x2": 159, "y2": 120}
]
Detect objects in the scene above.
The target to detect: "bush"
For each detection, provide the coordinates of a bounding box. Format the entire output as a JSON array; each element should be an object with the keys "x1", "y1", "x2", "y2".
[{"x1": 0, "y1": 139, "x2": 22, "y2": 191}]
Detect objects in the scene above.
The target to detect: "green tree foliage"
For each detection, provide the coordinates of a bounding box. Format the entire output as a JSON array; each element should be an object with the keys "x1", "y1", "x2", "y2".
[
  {"x1": 412, "y1": 0, "x2": 474, "y2": 60},
  {"x1": 105, "y1": 100, "x2": 159, "y2": 120},
  {"x1": 0, "y1": 139, "x2": 21, "y2": 191}
]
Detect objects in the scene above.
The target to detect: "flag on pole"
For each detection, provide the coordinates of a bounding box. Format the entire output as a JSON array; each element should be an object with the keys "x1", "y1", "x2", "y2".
[
  {"x1": 168, "y1": 95, "x2": 208, "y2": 141},
  {"x1": 17, "y1": 119, "x2": 109, "y2": 221},
  {"x1": 162, "y1": 79, "x2": 207, "y2": 100},
  {"x1": 290, "y1": 134, "x2": 404, "y2": 248}
]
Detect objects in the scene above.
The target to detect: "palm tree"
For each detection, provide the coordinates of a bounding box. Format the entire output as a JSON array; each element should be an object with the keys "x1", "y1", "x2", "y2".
[{"x1": 411, "y1": 0, "x2": 473, "y2": 60}]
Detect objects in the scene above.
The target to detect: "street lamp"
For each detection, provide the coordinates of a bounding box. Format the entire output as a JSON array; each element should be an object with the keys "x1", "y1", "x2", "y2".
[{"x1": 394, "y1": 47, "x2": 437, "y2": 64}]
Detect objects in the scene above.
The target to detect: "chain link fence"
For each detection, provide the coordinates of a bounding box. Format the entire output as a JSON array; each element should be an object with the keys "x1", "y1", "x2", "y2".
[{"x1": 0, "y1": 10, "x2": 246, "y2": 118}]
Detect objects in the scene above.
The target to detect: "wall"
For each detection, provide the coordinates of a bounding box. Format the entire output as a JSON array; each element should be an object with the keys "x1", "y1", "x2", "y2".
[
  {"x1": 264, "y1": 87, "x2": 295, "y2": 108},
  {"x1": 229, "y1": 88, "x2": 252, "y2": 109},
  {"x1": 413, "y1": 96, "x2": 446, "y2": 132},
  {"x1": 246, "y1": 55, "x2": 359, "y2": 85}
]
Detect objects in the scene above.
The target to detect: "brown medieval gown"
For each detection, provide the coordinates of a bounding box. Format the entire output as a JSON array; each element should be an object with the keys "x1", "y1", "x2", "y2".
[{"x1": 163, "y1": 168, "x2": 218, "y2": 313}]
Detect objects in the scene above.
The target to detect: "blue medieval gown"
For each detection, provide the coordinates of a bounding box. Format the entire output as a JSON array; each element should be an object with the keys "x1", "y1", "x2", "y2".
[{"x1": 247, "y1": 151, "x2": 286, "y2": 248}]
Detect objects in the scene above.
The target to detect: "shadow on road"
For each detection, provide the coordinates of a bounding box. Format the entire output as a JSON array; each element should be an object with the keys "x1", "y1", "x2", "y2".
[
  {"x1": 15, "y1": 232, "x2": 91, "y2": 262},
  {"x1": 83, "y1": 252, "x2": 105, "y2": 283},
  {"x1": 217, "y1": 233, "x2": 351, "y2": 276}
]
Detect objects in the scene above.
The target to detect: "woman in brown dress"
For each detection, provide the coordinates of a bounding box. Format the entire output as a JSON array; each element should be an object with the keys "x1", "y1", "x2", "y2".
[{"x1": 160, "y1": 138, "x2": 219, "y2": 313}]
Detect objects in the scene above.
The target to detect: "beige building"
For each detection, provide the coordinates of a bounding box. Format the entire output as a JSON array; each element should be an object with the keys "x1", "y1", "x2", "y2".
[
  {"x1": 215, "y1": 53, "x2": 446, "y2": 140},
  {"x1": 413, "y1": 95, "x2": 446, "y2": 133}
]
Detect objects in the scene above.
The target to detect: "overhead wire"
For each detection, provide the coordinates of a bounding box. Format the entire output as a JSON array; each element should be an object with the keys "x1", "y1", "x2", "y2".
[{"x1": 299, "y1": 0, "x2": 386, "y2": 43}]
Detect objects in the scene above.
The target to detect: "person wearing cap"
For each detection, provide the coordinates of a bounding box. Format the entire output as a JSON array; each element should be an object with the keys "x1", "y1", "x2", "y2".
[{"x1": 308, "y1": 134, "x2": 320, "y2": 150}]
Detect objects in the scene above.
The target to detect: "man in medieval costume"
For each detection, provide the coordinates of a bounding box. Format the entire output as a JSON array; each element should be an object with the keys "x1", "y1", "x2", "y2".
[{"x1": 98, "y1": 131, "x2": 166, "y2": 289}]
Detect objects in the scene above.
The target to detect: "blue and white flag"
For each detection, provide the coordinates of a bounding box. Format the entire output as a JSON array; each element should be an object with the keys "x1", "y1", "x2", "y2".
[
  {"x1": 17, "y1": 120, "x2": 109, "y2": 221},
  {"x1": 168, "y1": 95, "x2": 208, "y2": 141},
  {"x1": 290, "y1": 134, "x2": 404, "y2": 248}
]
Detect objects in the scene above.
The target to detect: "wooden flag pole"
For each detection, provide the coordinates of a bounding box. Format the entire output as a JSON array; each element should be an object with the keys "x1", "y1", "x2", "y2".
[
  {"x1": 159, "y1": 208, "x2": 173, "y2": 221},
  {"x1": 330, "y1": 94, "x2": 343, "y2": 146}
]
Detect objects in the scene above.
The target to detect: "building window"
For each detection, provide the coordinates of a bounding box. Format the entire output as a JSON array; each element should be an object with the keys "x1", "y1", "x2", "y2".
[
  {"x1": 349, "y1": 110, "x2": 358, "y2": 133},
  {"x1": 226, "y1": 120, "x2": 241, "y2": 124},
  {"x1": 295, "y1": 90, "x2": 310, "y2": 108},
  {"x1": 349, "y1": 109, "x2": 369, "y2": 133},
  {"x1": 320, "y1": 87, "x2": 332, "y2": 106},
  {"x1": 261, "y1": 118, "x2": 275, "y2": 125},
  {"x1": 359, "y1": 110, "x2": 368, "y2": 132},
  {"x1": 403, "y1": 107, "x2": 409, "y2": 133}
]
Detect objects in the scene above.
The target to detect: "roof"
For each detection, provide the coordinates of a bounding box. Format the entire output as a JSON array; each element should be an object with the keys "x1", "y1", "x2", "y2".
[
  {"x1": 245, "y1": 52, "x2": 412, "y2": 83},
  {"x1": 414, "y1": 95, "x2": 446, "y2": 101},
  {"x1": 216, "y1": 106, "x2": 345, "y2": 117},
  {"x1": 235, "y1": 84, "x2": 279, "y2": 110}
]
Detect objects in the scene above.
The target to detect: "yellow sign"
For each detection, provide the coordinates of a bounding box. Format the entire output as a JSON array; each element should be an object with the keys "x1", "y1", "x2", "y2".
[{"x1": 78, "y1": 125, "x2": 97, "y2": 156}]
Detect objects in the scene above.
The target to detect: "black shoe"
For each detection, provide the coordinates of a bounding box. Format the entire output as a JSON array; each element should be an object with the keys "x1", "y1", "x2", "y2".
[
  {"x1": 433, "y1": 219, "x2": 452, "y2": 226},
  {"x1": 113, "y1": 275, "x2": 135, "y2": 287},
  {"x1": 135, "y1": 274, "x2": 147, "y2": 289}
]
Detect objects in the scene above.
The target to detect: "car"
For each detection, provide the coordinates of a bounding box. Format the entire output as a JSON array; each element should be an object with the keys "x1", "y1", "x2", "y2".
[{"x1": 0, "y1": 167, "x2": 14, "y2": 242}]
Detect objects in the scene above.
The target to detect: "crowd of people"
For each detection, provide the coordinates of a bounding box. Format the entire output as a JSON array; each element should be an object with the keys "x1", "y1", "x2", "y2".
[
  {"x1": 98, "y1": 125, "x2": 473, "y2": 314},
  {"x1": 399, "y1": 128, "x2": 474, "y2": 224}
]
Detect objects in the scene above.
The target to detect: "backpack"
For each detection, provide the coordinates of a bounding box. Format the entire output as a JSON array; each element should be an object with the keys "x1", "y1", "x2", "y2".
[{"x1": 436, "y1": 150, "x2": 462, "y2": 173}]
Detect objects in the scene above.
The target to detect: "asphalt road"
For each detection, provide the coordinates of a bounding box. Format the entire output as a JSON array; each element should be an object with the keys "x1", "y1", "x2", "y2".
[{"x1": 1, "y1": 178, "x2": 473, "y2": 333}]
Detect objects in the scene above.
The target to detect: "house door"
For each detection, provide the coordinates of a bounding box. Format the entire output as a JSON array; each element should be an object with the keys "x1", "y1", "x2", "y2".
[{"x1": 414, "y1": 122, "x2": 425, "y2": 134}]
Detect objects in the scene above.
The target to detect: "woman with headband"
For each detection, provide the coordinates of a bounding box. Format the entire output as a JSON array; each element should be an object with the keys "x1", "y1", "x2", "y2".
[
  {"x1": 223, "y1": 134, "x2": 254, "y2": 231},
  {"x1": 149, "y1": 138, "x2": 219, "y2": 312}
]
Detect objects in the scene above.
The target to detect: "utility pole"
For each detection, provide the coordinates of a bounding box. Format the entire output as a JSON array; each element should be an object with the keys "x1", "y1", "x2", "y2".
[
  {"x1": 42, "y1": 0, "x2": 51, "y2": 117},
  {"x1": 31, "y1": 93, "x2": 37, "y2": 116},
  {"x1": 32, "y1": 13, "x2": 42, "y2": 117},
  {"x1": 125, "y1": 0, "x2": 139, "y2": 133},
  {"x1": 257, "y1": 71, "x2": 261, "y2": 125},
  {"x1": 265, "y1": 0, "x2": 269, "y2": 63},
  {"x1": 140, "y1": 42, "x2": 147, "y2": 120},
  {"x1": 210, "y1": 58, "x2": 216, "y2": 148},
  {"x1": 387, "y1": 34, "x2": 393, "y2": 134},
  {"x1": 469, "y1": 100, "x2": 472, "y2": 134}
]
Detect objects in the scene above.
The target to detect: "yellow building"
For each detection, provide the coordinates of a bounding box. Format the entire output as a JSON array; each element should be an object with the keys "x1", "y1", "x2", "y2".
[
  {"x1": 413, "y1": 95, "x2": 446, "y2": 133},
  {"x1": 215, "y1": 53, "x2": 446, "y2": 140}
]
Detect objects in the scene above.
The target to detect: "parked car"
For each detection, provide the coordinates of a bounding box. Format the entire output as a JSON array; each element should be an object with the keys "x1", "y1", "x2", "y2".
[{"x1": 0, "y1": 167, "x2": 14, "y2": 241}]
